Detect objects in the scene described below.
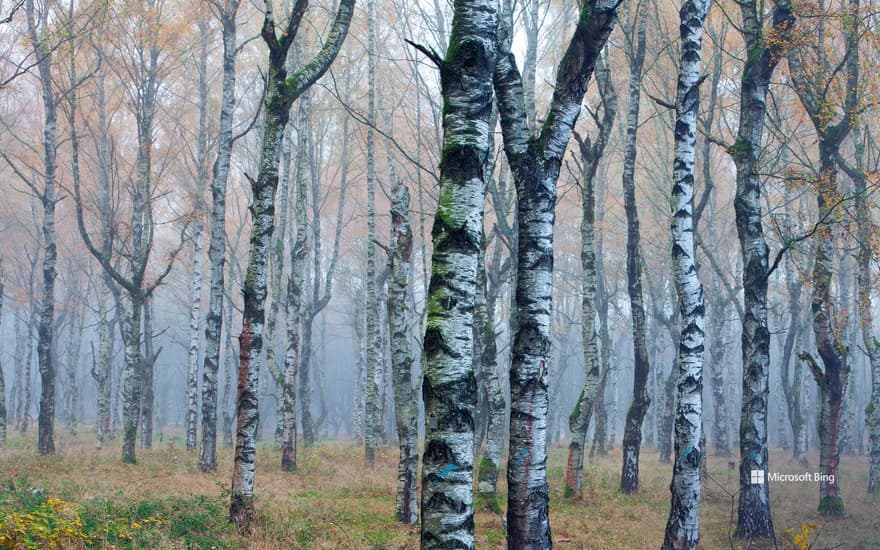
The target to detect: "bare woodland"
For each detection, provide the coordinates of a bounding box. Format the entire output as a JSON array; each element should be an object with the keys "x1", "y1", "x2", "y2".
[{"x1": 0, "y1": 0, "x2": 879, "y2": 548}]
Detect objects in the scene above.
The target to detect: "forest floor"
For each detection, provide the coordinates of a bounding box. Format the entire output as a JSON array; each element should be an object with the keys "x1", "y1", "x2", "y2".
[{"x1": 0, "y1": 431, "x2": 877, "y2": 549}]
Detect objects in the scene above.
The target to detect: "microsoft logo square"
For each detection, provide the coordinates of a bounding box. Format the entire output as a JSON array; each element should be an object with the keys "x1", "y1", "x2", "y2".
[{"x1": 750, "y1": 470, "x2": 765, "y2": 485}]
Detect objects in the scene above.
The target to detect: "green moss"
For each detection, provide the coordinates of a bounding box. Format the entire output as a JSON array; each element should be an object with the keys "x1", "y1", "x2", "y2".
[
  {"x1": 477, "y1": 456, "x2": 496, "y2": 480},
  {"x1": 475, "y1": 491, "x2": 503, "y2": 514},
  {"x1": 817, "y1": 495, "x2": 845, "y2": 517},
  {"x1": 569, "y1": 388, "x2": 586, "y2": 426},
  {"x1": 866, "y1": 400, "x2": 875, "y2": 415},
  {"x1": 563, "y1": 484, "x2": 576, "y2": 499},
  {"x1": 727, "y1": 138, "x2": 753, "y2": 159}
]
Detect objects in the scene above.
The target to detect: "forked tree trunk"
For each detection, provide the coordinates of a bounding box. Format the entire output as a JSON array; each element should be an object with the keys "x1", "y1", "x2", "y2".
[
  {"x1": 229, "y1": 0, "x2": 354, "y2": 530},
  {"x1": 494, "y1": 0, "x2": 620, "y2": 543},
  {"x1": 620, "y1": 2, "x2": 650, "y2": 495},
  {"x1": 661, "y1": 0, "x2": 710, "y2": 544},
  {"x1": 388, "y1": 182, "x2": 418, "y2": 524},
  {"x1": 419, "y1": 2, "x2": 498, "y2": 547}
]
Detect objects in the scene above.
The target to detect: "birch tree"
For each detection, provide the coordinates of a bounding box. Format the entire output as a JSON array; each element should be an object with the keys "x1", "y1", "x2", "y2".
[
  {"x1": 199, "y1": 0, "x2": 240, "y2": 473},
  {"x1": 493, "y1": 0, "x2": 620, "y2": 543},
  {"x1": 661, "y1": 0, "x2": 710, "y2": 545},
  {"x1": 619, "y1": 0, "x2": 650, "y2": 494},
  {"x1": 388, "y1": 181, "x2": 418, "y2": 524},
  {"x1": 730, "y1": 0, "x2": 793, "y2": 535},
  {"x1": 0, "y1": 258, "x2": 5, "y2": 445},
  {"x1": 229, "y1": 0, "x2": 354, "y2": 530},
  {"x1": 417, "y1": 1, "x2": 498, "y2": 546},
  {"x1": 565, "y1": 51, "x2": 616, "y2": 500},
  {"x1": 788, "y1": 0, "x2": 860, "y2": 517}
]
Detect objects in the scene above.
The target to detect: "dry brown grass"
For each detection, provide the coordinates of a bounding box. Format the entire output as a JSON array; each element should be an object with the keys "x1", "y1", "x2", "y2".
[{"x1": 1, "y1": 430, "x2": 878, "y2": 549}]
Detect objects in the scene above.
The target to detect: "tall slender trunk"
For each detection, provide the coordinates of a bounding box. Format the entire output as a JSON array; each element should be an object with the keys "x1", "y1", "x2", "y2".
[
  {"x1": 24, "y1": 0, "x2": 59, "y2": 457},
  {"x1": 229, "y1": 0, "x2": 354, "y2": 529},
  {"x1": 200, "y1": 0, "x2": 240, "y2": 473},
  {"x1": 281, "y1": 90, "x2": 310, "y2": 473},
  {"x1": 852, "y1": 128, "x2": 880, "y2": 492},
  {"x1": 363, "y1": 0, "x2": 382, "y2": 465},
  {"x1": 661, "y1": 0, "x2": 710, "y2": 544},
  {"x1": 388, "y1": 182, "x2": 418, "y2": 524},
  {"x1": 222, "y1": 291, "x2": 235, "y2": 450},
  {"x1": 420, "y1": 2, "x2": 498, "y2": 547},
  {"x1": 186, "y1": 220, "x2": 205, "y2": 452},
  {"x1": 620, "y1": 2, "x2": 650, "y2": 494},
  {"x1": 566, "y1": 52, "x2": 616, "y2": 499},
  {"x1": 732, "y1": 0, "x2": 793, "y2": 536},
  {"x1": 0, "y1": 260, "x2": 5, "y2": 445},
  {"x1": 709, "y1": 296, "x2": 731, "y2": 456}
]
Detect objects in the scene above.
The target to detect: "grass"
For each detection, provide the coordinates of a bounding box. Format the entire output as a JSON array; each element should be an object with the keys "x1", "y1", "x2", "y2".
[{"x1": 0, "y1": 430, "x2": 878, "y2": 549}]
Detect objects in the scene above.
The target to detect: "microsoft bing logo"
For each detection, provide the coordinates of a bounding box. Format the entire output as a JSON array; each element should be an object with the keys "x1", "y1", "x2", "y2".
[{"x1": 750, "y1": 469, "x2": 765, "y2": 485}]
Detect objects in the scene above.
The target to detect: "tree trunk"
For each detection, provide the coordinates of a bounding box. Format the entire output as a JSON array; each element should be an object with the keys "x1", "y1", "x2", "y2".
[
  {"x1": 620, "y1": 2, "x2": 650, "y2": 495},
  {"x1": 661, "y1": 0, "x2": 710, "y2": 544},
  {"x1": 281, "y1": 90, "x2": 311, "y2": 473},
  {"x1": 565, "y1": 52, "x2": 616, "y2": 499},
  {"x1": 388, "y1": 182, "x2": 418, "y2": 524},
  {"x1": 65, "y1": 306, "x2": 83, "y2": 436},
  {"x1": 186, "y1": 220, "x2": 204, "y2": 452},
  {"x1": 91, "y1": 299, "x2": 112, "y2": 449},
  {"x1": 222, "y1": 292, "x2": 235, "y2": 450},
  {"x1": 140, "y1": 297, "x2": 159, "y2": 449},
  {"x1": 0, "y1": 260, "x2": 5, "y2": 445},
  {"x1": 708, "y1": 297, "x2": 731, "y2": 457},
  {"x1": 120, "y1": 297, "x2": 144, "y2": 463},
  {"x1": 200, "y1": 0, "x2": 240, "y2": 473},
  {"x1": 229, "y1": 1, "x2": 354, "y2": 530},
  {"x1": 494, "y1": 0, "x2": 620, "y2": 543},
  {"x1": 419, "y1": 2, "x2": 498, "y2": 547},
  {"x1": 853, "y1": 129, "x2": 880, "y2": 493},
  {"x1": 24, "y1": 0, "x2": 59, "y2": 457},
  {"x1": 731, "y1": 0, "x2": 793, "y2": 536}
]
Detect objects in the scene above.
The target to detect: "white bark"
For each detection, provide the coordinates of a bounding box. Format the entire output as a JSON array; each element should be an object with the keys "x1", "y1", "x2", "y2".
[{"x1": 661, "y1": 0, "x2": 710, "y2": 545}]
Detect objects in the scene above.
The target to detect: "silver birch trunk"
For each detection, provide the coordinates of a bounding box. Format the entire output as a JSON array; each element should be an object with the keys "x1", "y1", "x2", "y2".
[
  {"x1": 200, "y1": 0, "x2": 239, "y2": 472},
  {"x1": 141, "y1": 297, "x2": 160, "y2": 449},
  {"x1": 363, "y1": 0, "x2": 382, "y2": 466},
  {"x1": 620, "y1": 3, "x2": 650, "y2": 495},
  {"x1": 186, "y1": 219, "x2": 205, "y2": 451},
  {"x1": 0, "y1": 260, "x2": 5, "y2": 445},
  {"x1": 494, "y1": 0, "x2": 620, "y2": 544},
  {"x1": 419, "y1": 2, "x2": 498, "y2": 547},
  {"x1": 65, "y1": 307, "x2": 83, "y2": 436},
  {"x1": 566, "y1": 51, "x2": 616, "y2": 500},
  {"x1": 24, "y1": 0, "x2": 59, "y2": 456},
  {"x1": 388, "y1": 182, "x2": 418, "y2": 524},
  {"x1": 853, "y1": 129, "x2": 880, "y2": 492},
  {"x1": 91, "y1": 298, "x2": 112, "y2": 449},
  {"x1": 222, "y1": 291, "x2": 235, "y2": 450},
  {"x1": 731, "y1": 0, "x2": 793, "y2": 536},
  {"x1": 229, "y1": 0, "x2": 354, "y2": 529},
  {"x1": 661, "y1": 0, "x2": 710, "y2": 544},
  {"x1": 281, "y1": 90, "x2": 310, "y2": 473}
]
